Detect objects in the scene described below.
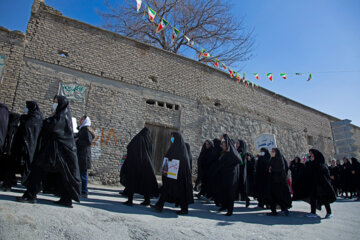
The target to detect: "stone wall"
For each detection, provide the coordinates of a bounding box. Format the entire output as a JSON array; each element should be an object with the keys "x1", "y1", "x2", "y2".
[
  {"x1": 1, "y1": 1, "x2": 359, "y2": 184},
  {"x1": 0, "y1": 27, "x2": 25, "y2": 107}
]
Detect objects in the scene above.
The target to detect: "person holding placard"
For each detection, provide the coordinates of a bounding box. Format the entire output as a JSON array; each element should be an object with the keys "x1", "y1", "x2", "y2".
[{"x1": 151, "y1": 132, "x2": 193, "y2": 215}]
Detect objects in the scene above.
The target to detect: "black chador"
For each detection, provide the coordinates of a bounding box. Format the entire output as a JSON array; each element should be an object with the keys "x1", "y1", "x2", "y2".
[
  {"x1": 265, "y1": 148, "x2": 292, "y2": 216},
  {"x1": 2, "y1": 102, "x2": 43, "y2": 190},
  {"x1": 289, "y1": 157, "x2": 305, "y2": 200},
  {"x1": 194, "y1": 140, "x2": 214, "y2": 197},
  {"x1": 0, "y1": 112, "x2": 20, "y2": 187},
  {"x1": 216, "y1": 134, "x2": 241, "y2": 216},
  {"x1": 303, "y1": 149, "x2": 336, "y2": 217},
  {"x1": 254, "y1": 148, "x2": 271, "y2": 208},
  {"x1": 17, "y1": 96, "x2": 81, "y2": 207},
  {"x1": 120, "y1": 127, "x2": 159, "y2": 206},
  {"x1": 0, "y1": 103, "x2": 9, "y2": 153},
  {"x1": 152, "y1": 132, "x2": 194, "y2": 215}
]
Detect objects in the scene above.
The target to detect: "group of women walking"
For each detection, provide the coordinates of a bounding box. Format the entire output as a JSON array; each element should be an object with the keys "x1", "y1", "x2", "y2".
[{"x1": 1, "y1": 96, "x2": 358, "y2": 219}]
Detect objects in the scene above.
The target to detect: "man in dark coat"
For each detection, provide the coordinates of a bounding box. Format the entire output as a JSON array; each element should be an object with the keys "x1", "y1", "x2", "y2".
[
  {"x1": 2, "y1": 102, "x2": 43, "y2": 191},
  {"x1": 16, "y1": 96, "x2": 81, "y2": 207},
  {"x1": 194, "y1": 140, "x2": 214, "y2": 197},
  {"x1": 289, "y1": 157, "x2": 305, "y2": 200},
  {"x1": 265, "y1": 148, "x2": 292, "y2": 216},
  {"x1": 336, "y1": 159, "x2": 343, "y2": 196},
  {"x1": 120, "y1": 127, "x2": 159, "y2": 206},
  {"x1": 0, "y1": 103, "x2": 9, "y2": 154},
  {"x1": 304, "y1": 149, "x2": 336, "y2": 218},
  {"x1": 0, "y1": 112, "x2": 20, "y2": 187},
  {"x1": 151, "y1": 132, "x2": 194, "y2": 215},
  {"x1": 216, "y1": 134, "x2": 241, "y2": 216},
  {"x1": 254, "y1": 148, "x2": 271, "y2": 208},
  {"x1": 75, "y1": 116, "x2": 95, "y2": 198},
  {"x1": 350, "y1": 157, "x2": 360, "y2": 200}
]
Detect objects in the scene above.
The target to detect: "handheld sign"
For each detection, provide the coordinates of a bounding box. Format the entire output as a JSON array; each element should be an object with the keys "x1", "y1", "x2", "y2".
[
  {"x1": 167, "y1": 159, "x2": 180, "y2": 180},
  {"x1": 72, "y1": 117, "x2": 78, "y2": 133},
  {"x1": 255, "y1": 134, "x2": 277, "y2": 150}
]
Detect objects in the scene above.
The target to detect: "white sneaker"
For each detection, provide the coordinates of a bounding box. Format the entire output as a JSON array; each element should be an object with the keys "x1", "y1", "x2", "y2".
[
  {"x1": 325, "y1": 214, "x2": 332, "y2": 219},
  {"x1": 305, "y1": 213, "x2": 319, "y2": 218}
]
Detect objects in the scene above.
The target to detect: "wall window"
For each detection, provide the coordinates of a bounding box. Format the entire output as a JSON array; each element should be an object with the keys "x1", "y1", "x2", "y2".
[{"x1": 146, "y1": 99, "x2": 180, "y2": 111}]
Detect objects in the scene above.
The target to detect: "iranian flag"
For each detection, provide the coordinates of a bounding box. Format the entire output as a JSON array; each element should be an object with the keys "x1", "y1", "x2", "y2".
[
  {"x1": 136, "y1": 0, "x2": 142, "y2": 12},
  {"x1": 307, "y1": 73, "x2": 312, "y2": 81},
  {"x1": 280, "y1": 73, "x2": 287, "y2": 79},
  {"x1": 171, "y1": 27, "x2": 180, "y2": 44},
  {"x1": 203, "y1": 52, "x2": 212, "y2": 57},
  {"x1": 266, "y1": 73, "x2": 273, "y2": 81},
  {"x1": 156, "y1": 18, "x2": 169, "y2": 33},
  {"x1": 222, "y1": 63, "x2": 227, "y2": 70},
  {"x1": 253, "y1": 73, "x2": 259, "y2": 80},
  {"x1": 214, "y1": 59, "x2": 220, "y2": 68},
  {"x1": 148, "y1": 7, "x2": 156, "y2": 22},
  {"x1": 236, "y1": 73, "x2": 241, "y2": 82},
  {"x1": 228, "y1": 68, "x2": 234, "y2": 78},
  {"x1": 245, "y1": 81, "x2": 249, "y2": 88},
  {"x1": 198, "y1": 49, "x2": 205, "y2": 59}
]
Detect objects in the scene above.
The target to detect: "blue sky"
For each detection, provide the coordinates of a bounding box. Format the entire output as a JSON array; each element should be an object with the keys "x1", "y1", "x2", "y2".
[{"x1": 1, "y1": 0, "x2": 359, "y2": 126}]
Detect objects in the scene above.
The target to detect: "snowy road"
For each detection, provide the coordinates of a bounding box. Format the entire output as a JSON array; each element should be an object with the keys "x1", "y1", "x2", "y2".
[{"x1": 0, "y1": 184, "x2": 359, "y2": 240}]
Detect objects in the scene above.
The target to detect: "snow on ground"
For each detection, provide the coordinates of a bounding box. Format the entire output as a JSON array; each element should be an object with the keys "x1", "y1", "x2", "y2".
[{"x1": 0, "y1": 184, "x2": 359, "y2": 240}]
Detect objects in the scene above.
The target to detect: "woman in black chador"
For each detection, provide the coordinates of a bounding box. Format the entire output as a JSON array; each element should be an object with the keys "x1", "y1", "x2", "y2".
[
  {"x1": 120, "y1": 127, "x2": 159, "y2": 206},
  {"x1": 16, "y1": 96, "x2": 81, "y2": 207},
  {"x1": 265, "y1": 148, "x2": 292, "y2": 216},
  {"x1": 0, "y1": 103, "x2": 9, "y2": 154},
  {"x1": 341, "y1": 157, "x2": 353, "y2": 198},
  {"x1": 216, "y1": 134, "x2": 241, "y2": 216},
  {"x1": 194, "y1": 140, "x2": 214, "y2": 197},
  {"x1": 289, "y1": 157, "x2": 305, "y2": 200},
  {"x1": 236, "y1": 139, "x2": 249, "y2": 206},
  {"x1": 350, "y1": 157, "x2": 360, "y2": 200},
  {"x1": 245, "y1": 152, "x2": 256, "y2": 201},
  {"x1": 254, "y1": 148, "x2": 271, "y2": 208},
  {"x1": 304, "y1": 149, "x2": 336, "y2": 218},
  {"x1": 151, "y1": 132, "x2": 194, "y2": 215},
  {"x1": 2, "y1": 101, "x2": 43, "y2": 191}
]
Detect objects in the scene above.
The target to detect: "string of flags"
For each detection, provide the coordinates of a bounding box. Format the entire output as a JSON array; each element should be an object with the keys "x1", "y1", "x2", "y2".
[{"x1": 134, "y1": 1, "x2": 313, "y2": 87}]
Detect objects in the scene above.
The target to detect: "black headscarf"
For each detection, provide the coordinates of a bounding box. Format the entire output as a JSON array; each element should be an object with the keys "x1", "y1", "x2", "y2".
[
  {"x1": 161, "y1": 132, "x2": 194, "y2": 205},
  {"x1": 120, "y1": 127, "x2": 158, "y2": 197}
]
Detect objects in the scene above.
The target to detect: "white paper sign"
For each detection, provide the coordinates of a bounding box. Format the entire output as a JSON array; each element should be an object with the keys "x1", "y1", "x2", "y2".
[
  {"x1": 167, "y1": 159, "x2": 180, "y2": 180},
  {"x1": 72, "y1": 117, "x2": 78, "y2": 133},
  {"x1": 255, "y1": 134, "x2": 277, "y2": 150}
]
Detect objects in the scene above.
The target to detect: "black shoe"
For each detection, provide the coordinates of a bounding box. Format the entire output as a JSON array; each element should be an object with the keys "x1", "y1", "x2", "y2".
[
  {"x1": 120, "y1": 190, "x2": 128, "y2": 196},
  {"x1": 81, "y1": 194, "x2": 88, "y2": 199},
  {"x1": 54, "y1": 199, "x2": 73, "y2": 208},
  {"x1": 16, "y1": 196, "x2": 36, "y2": 204},
  {"x1": 266, "y1": 212, "x2": 278, "y2": 216},
  {"x1": 123, "y1": 201, "x2": 133, "y2": 206},
  {"x1": 150, "y1": 204, "x2": 163, "y2": 212},
  {"x1": 176, "y1": 210, "x2": 188, "y2": 215},
  {"x1": 225, "y1": 211, "x2": 233, "y2": 216},
  {"x1": 245, "y1": 200, "x2": 250, "y2": 208},
  {"x1": 140, "y1": 200, "x2": 150, "y2": 206}
]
